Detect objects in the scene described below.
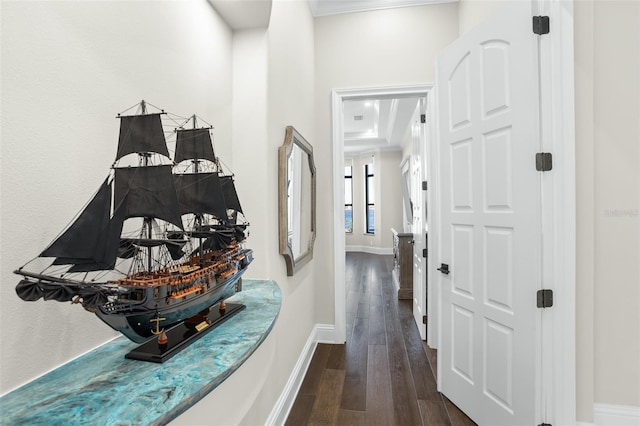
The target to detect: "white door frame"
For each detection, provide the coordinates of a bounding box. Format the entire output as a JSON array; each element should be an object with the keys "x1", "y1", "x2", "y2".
[
  {"x1": 535, "y1": 1, "x2": 577, "y2": 423},
  {"x1": 331, "y1": 84, "x2": 435, "y2": 345}
]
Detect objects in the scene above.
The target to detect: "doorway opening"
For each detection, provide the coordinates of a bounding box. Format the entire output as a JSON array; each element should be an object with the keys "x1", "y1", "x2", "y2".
[{"x1": 331, "y1": 84, "x2": 435, "y2": 347}]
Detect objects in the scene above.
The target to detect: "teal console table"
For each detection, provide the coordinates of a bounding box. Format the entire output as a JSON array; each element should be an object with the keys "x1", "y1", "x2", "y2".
[{"x1": 0, "y1": 279, "x2": 281, "y2": 425}]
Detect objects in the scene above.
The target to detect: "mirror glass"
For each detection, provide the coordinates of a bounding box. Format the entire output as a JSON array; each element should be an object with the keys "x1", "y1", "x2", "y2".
[{"x1": 279, "y1": 126, "x2": 316, "y2": 276}]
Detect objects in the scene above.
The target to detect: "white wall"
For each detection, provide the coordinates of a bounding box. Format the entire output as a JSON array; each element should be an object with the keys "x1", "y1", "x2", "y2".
[
  {"x1": 234, "y1": 0, "x2": 318, "y2": 423},
  {"x1": 345, "y1": 150, "x2": 404, "y2": 252},
  {"x1": 574, "y1": 1, "x2": 596, "y2": 420},
  {"x1": 170, "y1": 24, "x2": 272, "y2": 426},
  {"x1": 1, "y1": 0, "x2": 319, "y2": 421},
  {"x1": 589, "y1": 0, "x2": 639, "y2": 412},
  {"x1": 458, "y1": 0, "x2": 640, "y2": 421},
  {"x1": 379, "y1": 151, "x2": 405, "y2": 248},
  {"x1": 314, "y1": 2, "x2": 459, "y2": 325},
  {"x1": 0, "y1": 0, "x2": 233, "y2": 395},
  {"x1": 457, "y1": 0, "x2": 505, "y2": 35},
  {"x1": 232, "y1": 28, "x2": 270, "y2": 279}
]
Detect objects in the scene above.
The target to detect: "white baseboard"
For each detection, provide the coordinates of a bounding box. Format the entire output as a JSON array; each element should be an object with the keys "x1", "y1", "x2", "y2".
[
  {"x1": 594, "y1": 403, "x2": 640, "y2": 426},
  {"x1": 345, "y1": 245, "x2": 393, "y2": 255},
  {"x1": 266, "y1": 328, "x2": 640, "y2": 426},
  {"x1": 265, "y1": 324, "x2": 337, "y2": 426},
  {"x1": 315, "y1": 324, "x2": 338, "y2": 343}
]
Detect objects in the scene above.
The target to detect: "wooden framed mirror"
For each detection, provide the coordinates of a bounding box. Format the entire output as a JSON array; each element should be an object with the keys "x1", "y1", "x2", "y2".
[{"x1": 279, "y1": 126, "x2": 316, "y2": 276}]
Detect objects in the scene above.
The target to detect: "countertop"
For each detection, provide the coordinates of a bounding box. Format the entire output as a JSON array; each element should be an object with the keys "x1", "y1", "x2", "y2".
[{"x1": 0, "y1": 279, "x2": 281, "y2": 425}]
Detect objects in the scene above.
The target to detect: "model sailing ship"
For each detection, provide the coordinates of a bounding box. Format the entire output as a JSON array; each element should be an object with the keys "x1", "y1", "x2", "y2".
[{"x1": 14, "y1": 101, "x2": 253, "y2": 343}]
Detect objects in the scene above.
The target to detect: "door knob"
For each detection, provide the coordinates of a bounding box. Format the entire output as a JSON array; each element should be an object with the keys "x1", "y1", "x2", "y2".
[{"x1": 437, "y1": 263, "x2": 450, "y2": 274}]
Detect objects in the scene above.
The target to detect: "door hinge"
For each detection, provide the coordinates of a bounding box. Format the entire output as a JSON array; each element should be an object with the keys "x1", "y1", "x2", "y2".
[
  {"x1": 423, "y1": 248, "x2": 428, "y2": 258},
  {"x1": 537, "y1": 289, "x2": 554, "y2": 308},
  {"x1": 423, "y1": 315, "x2": 427, "y2": 324},
  {"x1": 536, "y1": 153, "x2": 553, "y2": 171},
  {"x1": 420, "y1": 114, "x2": 426, "y2": 123},
  {"x1": 533, "y1": 16, "x2": 550, "y2": 35},
  {"x1": 422, "y1": 181, "x2": 428, "y2": 190}
]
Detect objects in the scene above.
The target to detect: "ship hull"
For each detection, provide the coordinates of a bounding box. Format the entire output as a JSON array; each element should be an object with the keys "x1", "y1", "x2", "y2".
[{"x1": 95, "y1": 252, "x2": 252, "y2": 343}]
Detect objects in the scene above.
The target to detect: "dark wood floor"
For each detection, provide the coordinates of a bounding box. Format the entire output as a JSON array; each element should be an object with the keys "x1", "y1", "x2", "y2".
[{"x1": 285, "y1": 252, "x2": 476, "y2": 425}]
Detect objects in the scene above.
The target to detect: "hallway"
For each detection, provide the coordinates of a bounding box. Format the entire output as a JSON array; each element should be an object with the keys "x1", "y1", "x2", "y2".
[{"x1": 285, "y1": 252, "x2": 476, "y2": 425}]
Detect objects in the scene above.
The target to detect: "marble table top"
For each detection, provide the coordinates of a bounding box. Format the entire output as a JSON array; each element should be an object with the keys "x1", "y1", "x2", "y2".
[{"x1": 0, "y1": 279, "x2": 281, "y2": 426}]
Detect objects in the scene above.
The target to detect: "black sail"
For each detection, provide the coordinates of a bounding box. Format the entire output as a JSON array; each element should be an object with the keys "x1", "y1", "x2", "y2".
[
  {"x1": 203, "y1": 232, "x2": 233, "y2": 251},
  {"x1": 40, "y1": 179, "x2": 128, "y2": 272},
  {"x1": 67, "y1": 197, "x2": 128, "y2": 272},
  {"x1": 220, "y1": 175, "x2": 243, "y2": 214},
  {"x1": 116, "y1": 113, "x2": 169, "y2": 161},
  {"x1": 175, "y1": 128, "x2": 216, "y2": 163},
  {"x1": 114, "y1": 165, "x2": 184, "y2": 229},
  {"x1": 174, "y1": 173, "x2": 227, "y2": 220},
  {"x1": 16, "y1": 280, "x2": 44, "y2": 302},
  {"x1": 40, "y1": 179, "x2": 111, "y2": 261}
]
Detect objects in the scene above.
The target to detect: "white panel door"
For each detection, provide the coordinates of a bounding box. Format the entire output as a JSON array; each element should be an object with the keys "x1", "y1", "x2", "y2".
[
  {"x1": 436, "y1": 2, "x2": 542, "y2": 424},
  {"x1": 411, "y1": 124, "x2": 426, "y2": 339}
]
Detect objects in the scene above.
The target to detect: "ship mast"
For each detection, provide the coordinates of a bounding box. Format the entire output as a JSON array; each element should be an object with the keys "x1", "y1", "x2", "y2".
[
  {"x1": 192, "y1": 114, "x2": 205, "y2": 267},
  {"x1": 140, "y1": 100, "x2": 153, "y2": 273}
]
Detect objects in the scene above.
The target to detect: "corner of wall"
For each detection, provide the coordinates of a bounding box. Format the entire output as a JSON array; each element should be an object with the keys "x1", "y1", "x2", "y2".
[{"x1": 264, "y1": 323, "x2": 337, "y2": 425}]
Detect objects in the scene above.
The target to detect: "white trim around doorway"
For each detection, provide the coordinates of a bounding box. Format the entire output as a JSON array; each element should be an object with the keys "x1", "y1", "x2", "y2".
[{"x1": 331, "y1": 84, "x2": 434, "y2": 345}]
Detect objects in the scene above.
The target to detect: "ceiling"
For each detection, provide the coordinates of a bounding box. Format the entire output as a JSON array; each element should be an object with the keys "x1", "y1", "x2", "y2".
[
  {"x1": 308, "y1": 0, "x2": 455, "y2": 17},
  {"x1": 208, "y1": 0, "x2": 273, "y2": 30},
  {"x1": 209, "y1": 0, "x2": 455, "y2": 30},
  {"x1": 343, "y1": 97, "x2": 422, "y2": 154},
  {"x1": 207, "y1": 0, "x2": 431, "y2": 154}
]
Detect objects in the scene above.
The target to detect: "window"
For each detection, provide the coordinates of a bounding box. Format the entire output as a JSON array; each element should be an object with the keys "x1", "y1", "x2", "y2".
[
  {"x1": 365, "y1": 163, "x2": 374, "y2": 234},
  {"x1": 345, "y1": 166, "x2": 353, "y2": 233}
]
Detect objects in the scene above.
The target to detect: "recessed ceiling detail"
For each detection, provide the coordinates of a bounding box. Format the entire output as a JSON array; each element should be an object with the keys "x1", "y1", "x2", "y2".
[
  {"x1": 344, "y1": 97, "x2": 422, "y2": 154},
  {"x1": 208, "y1": 0, "x2": 457, "y2": 30},
  {"x1": 208, "y1": 0, "x2": 272, "y2": 30},
  {"x1": 309, "y1": 0, "x2": 457, "y2": 17}
]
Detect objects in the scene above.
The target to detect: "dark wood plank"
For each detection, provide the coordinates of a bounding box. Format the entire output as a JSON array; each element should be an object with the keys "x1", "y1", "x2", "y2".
[
  {"x1": 418, "y1": 399, "x2": 451, "y2": 426},
  {"x1": 356, "y1": 299, "x2": 370, "y2": 319},
  {"x1": 326, "y1": 343, "x2": 346, "y2": 371},
  {"x1": 285, "y1": 394, "x2": 316, "y2": 426},
  {"x1": 340, "y1": 315, "x2": 368, "y2": 411},
  {"x1": 368, "y1": 293, "x2": 386, "y2": 345},
  {"x1": 345, "y1": 314, "x2": 355, "y2": 344},
  {"x1": 422, "y1": 334, "x2": 439, "y2": 381},
  {"x1": 336, "y1": 409, "x2": 365, "y2": 426},
  {"x1": 383, "y1": 279, "x2": 423, "y2": 425},
  {"x1": 397, "y1": 298, "x2": 414, "y2": 318},
  {"x1": 299, "y1": 343, "x2": 332, "y2": 395},
  {"x1": 369, "y1": 267, "x2": 383, "y2": 297},
  {"x1": 365, "y1": 344, "x2": 395, "y2": 426},
  {"x1": 400, "y1": 311, "x2": 439, "y2": 400},
  {"x1": 308, "y1": 368, "x2": 346, "y2": 425},
  {"x1": 346, "y1": 288, "x2": 359, "y2": 317},
  {"x1": 444, "y1": 396, "x2": 478, "y2": 426}
]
